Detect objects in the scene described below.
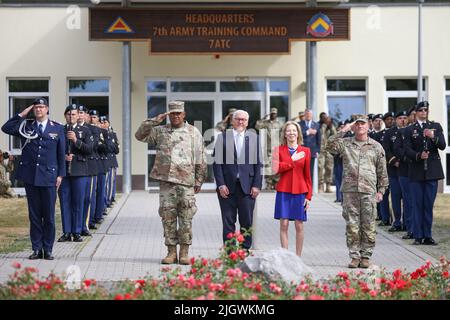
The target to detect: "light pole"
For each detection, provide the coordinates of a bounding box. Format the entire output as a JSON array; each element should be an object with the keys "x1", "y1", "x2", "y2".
[{"x1": 418, "y1": 0, "x2": 425, "y2": 103}]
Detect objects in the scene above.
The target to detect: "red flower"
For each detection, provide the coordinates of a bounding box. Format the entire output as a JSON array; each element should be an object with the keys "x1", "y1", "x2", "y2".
[
  {"x1": 134, "y1": 288, "x2": 144, "y2": 296},
  {"x1": 308, "y1": 295, "x2": 324, "y2": 300},
  {"x1": 190, "y1": 257, "x2": 196, "y2": 265},
  {"x1": 229, "y1": 252, "x2": 238, "y2": 261},
  {"x1": 369, "y1": 290, "x2": 378, "y2": 297},
  {"x1": 393, "y1": 269, "x2": 402, "y2": 279},
  {"x1": 135, "y1": 279, "x2": 146, "y2": 287},
  {"x1": 236, "y1": 234, "x2": 245, "y2": 243},
  {"x1": 337, "y1": 272, "x2": 348, "y2": 280},
  {"x1": 226, "y1": 232, "x2": 234, "y2": 239},
  {"x1": 124, "y1": 293, "x2": 132, "y2": 300},
  {"x1": 12, "y1": 262, "x2": 21, "y2": 269},
  {"x1": 442, "y1": 271, "x2": 449, "y2": 279},
  {"x1": 83, "y1": 279, "x2": 93, "y2": 287},
  {"x1": 201, "y1": 258, "x2": 208, "y2": 266}
]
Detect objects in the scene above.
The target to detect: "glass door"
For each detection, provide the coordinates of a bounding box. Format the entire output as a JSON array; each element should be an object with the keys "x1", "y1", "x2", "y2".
[{"x1": 221, "y1": 100, "x2": 261, "y2": 131}]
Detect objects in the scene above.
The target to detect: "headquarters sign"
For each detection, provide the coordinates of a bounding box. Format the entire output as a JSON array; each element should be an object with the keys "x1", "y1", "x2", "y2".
[{"x1": 89, "y1": 8, "x2": 350, "y2": 54}]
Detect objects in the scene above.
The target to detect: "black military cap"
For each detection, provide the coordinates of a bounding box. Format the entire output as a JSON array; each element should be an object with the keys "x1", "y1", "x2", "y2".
[
  {"x1": 100, "y1": 115, "x2": 108, "y2": 122},
  {"x1": 373, "y1": 114, "x2": 383, "y2": 120},
  {"x1": 415, "y1": 101, "x2": 429, "y2": 111},
  {"x1": 33, "y1": 97, "x2": 48, "y2": 106},
  {"x1": 89, "y1": 110, "x2": 99, "y2": 116},
  {"x1": 406, "y1": 106, "x2": 416, "y2": 116},
  {"x1": 64, "y1": 103, "x2": 78, "y2": 114},
  {"x1": 367, "y1": 113, "x2": 375, "y2": 120},
  {"x1": 344, "y1": 118, "x2": 352, "y2": 124},
  {"x1": 78, "y1": 105, "x2": 89, "y2": 113},
  {"x1": 395, "y1": 110, "x2": 408, "y2": 118},
  {"x1": 382, "y1": 112, "x2": 395, "y2": 120},
  {"x1": 338, "y1": 120, "x2": 346, "y2": 127}
]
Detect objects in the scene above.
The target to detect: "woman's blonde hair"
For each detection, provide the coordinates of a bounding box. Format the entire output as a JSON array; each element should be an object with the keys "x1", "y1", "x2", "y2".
[{"x1": 281, "y1": 121, "x2": 303, "y2": 146}]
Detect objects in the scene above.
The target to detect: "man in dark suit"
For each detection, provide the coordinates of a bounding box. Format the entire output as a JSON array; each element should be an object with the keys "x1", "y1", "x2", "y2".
[
  {"x1": 403, "y1": 101, "x2": 446, "y2": 246},
  {"x1": 299, "y1": 109, "x2": 321, "y2": 181},
  {"x1": 213, "y1": 110, "x2": 263, "y2": 250},
  {"x1": 1, "y1": 98, "x2": 66, "y2": 260}
]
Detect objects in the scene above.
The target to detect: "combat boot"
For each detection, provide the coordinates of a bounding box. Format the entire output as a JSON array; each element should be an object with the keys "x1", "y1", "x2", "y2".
[
  {"x1": 359, "y1": 258, "x2": 370, "y2": 269},
  {"x1": 161, "y1": 245, "x2": 178, "y2": 264},
  {"x1": 325, "y1": 184, "x2": 332, "y2": 193},
  {"x1": 179, "y1": 244, "x2": 190, "y2": 265},
  {"x1": 318, "y1": 183, "x2": 324, "y2": 193},
  {"x1": 348, "y1": 258, "x2": 360, "y2": 269}
]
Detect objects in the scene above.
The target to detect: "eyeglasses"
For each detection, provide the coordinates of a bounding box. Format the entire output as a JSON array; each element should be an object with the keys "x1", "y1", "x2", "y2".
[
  {"x1": 234, "y1": 118, "x2": 248, "y2": 122},
  {"x1": 417, "y1": 108, "x2": 428, "y2": 112}
]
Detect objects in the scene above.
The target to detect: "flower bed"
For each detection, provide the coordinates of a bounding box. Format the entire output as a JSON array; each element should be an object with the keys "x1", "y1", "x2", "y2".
[{"x1": 1, "y1": 232, "x2": 449, "y2": 300}]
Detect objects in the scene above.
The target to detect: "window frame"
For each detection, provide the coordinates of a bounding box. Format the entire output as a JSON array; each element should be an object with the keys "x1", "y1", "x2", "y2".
[
  {"x1": 384, "y1": 77, "x2": 428, "y2": 114},
  {"x1": 325, "y1": 77, "x2": 368, "y2": 122}
]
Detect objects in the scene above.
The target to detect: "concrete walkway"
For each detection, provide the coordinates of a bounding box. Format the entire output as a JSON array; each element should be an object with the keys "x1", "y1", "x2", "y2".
[{"x1": 0, "y1": 191, "x2": 438, "y2": 284}]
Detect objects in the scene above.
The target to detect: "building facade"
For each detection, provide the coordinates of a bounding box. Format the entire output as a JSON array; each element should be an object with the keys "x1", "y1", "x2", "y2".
[{"x1": 1, "y1": 1, "x2": 449, "y2": 192}]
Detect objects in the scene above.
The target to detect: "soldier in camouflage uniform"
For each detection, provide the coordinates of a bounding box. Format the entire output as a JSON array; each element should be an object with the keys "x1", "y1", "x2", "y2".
[
  {"x1": 318, "y1": 116, "x2": 336, "y2": 193},
  {"x1": 326, "y1": 115, "x2": 388, "y2": 269},
  {"x1": 215, "y1": 108, "x2": 237, "y2": 132},
  {"x1": 255, "y1": 108, "x2": 282, "y2": 190},
  {"x1": 0, "y1": 151, "x2": 15, "y2": 198},
  {"x1": 135, "y1": 101, "x2": 207, "y2": 265}
]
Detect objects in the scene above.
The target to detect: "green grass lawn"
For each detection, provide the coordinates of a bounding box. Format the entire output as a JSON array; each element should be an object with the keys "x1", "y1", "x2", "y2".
[{"x1": 0, "y1": 197, "x2": 62, "y2": 254}]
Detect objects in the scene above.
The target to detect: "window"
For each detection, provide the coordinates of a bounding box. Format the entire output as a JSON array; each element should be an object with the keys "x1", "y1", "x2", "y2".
[
  {"x1": 268, "y1": 79, "x2": 289, "y2": 125},
  {"x1": 386, "y1": 77, "x2": 427, "y2": 114},
  {"x1": 326, "y1": 79, "x2": 366, "y2": 123},
  {"x1": 7, "y1": 78, "x2": 50, "y2": 188},
  {"x1": 68, "y1": 79, "x2": 110, "y2": 118}
]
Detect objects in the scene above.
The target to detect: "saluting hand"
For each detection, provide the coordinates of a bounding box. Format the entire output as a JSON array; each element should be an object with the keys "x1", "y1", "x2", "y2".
[
  {"x1": 155, "y1": 112, "x2": 170, "y2": 123},
  {"x1": 19, "y1": 105, "x2": 35, "y2": 118}
]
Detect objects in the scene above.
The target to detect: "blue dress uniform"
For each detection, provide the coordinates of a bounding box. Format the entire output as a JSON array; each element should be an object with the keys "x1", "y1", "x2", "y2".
[
  {"x1": 1, "y1": 99, "x2": 65, "y2": 259},
  {"x1": 57, "y1": 105, "x2": 93, "y2": 242},
  {"x1": 98, "y1": 126, "x2": 114, "y2": 218},
  {"x1": 383, "y1": 123, "x2": 404, "y2": 231},
  {"x1": 85, "y1": 121, "x2": 102, "y2": 230},
  {"x1": 403, "y1": 102, "x2": 446, "y2": 245},
  {"x1": 370, "y1": 122, "x2": 391, "y2": 225},
  {"x1": 393, "y1": 125, "x2": 414, "y2": 239},
  {"x1": 104, "y1": 124, "x2": 119, "y2": 208},
  {"x1": 110, "y1": 130, "x2": 120, "y2": 204}
]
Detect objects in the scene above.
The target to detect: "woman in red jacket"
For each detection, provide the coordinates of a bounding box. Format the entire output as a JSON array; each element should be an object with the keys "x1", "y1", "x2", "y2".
[{"x1": 272, "y1": 121, "x2": 312, "y2": 256}]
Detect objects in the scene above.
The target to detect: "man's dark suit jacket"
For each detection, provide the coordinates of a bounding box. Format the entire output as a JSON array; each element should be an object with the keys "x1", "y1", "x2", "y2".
[
  {"x1": 299, "y1": 120, "x2": 321, "y2": 158},
  {"x1": 212, "y1": 129, "x2": 263, "y2": 193}
]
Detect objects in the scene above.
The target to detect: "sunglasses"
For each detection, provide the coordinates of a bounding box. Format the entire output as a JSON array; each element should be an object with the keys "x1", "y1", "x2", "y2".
[{"x1": 417, "y1": 108, "x2": 428, "y2": 112}]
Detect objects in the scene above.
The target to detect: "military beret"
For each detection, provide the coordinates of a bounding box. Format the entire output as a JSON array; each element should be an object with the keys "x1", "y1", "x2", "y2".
[
  {"x1": 383, "y1": 112, "x2": 395, "y2": 120},
  {"x1": 33, "y1": 97, "x2": 48, "y2": 106},
  {"x1": 406, "y1": 106, "x2": 416, "y2": 116},
  {"x1": 415, "y1": 101, "x2": 429, "y2": 111},
  {"x1": 372, "y1": 114, "x2": 383, "y2": 120},
  {"x1": 100, "y1": 115, "x2": 108, "y2": 122},
  {"x1": 78, "y1": 105, "x2": 89, "y2": 113},
  {"x1": 338, "y1": 120, "x2": 346, "y2": 127},
  {"x1": 367, "y1": 113, "x2": 375, "y2": 120},
  {"x1": 395, "y1": 110, "x2": 408, "y2": 118},
  {"x1": 89, "y1": 110, "x2": 99, "y2": 116},
  {"x1": 64, "y1": 103, "x2": 78, "y2": 114},
  {"x1": 168, "y1": 101, "x2": 185, "y2": 113}
]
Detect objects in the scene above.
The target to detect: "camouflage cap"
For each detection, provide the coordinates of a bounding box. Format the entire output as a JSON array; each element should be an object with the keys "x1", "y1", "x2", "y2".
[
  {"x1": 228, "y1": 108, "x2": 237, "y2": 114},
  {"x1": 353, "y1": 114, "x2": 369, "y2": 123},
  {"x1": 270, "y1": 107, "x2": 278, "y2": 114},
  {"x1": 168, "y1": 101, "x2": 185, "y2": 113}
]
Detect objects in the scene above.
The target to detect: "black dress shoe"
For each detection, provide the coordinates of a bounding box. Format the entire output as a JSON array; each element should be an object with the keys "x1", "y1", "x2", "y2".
[
  {"x1": 43, "y1": 251, "x2": 54, "y2": 260},
  {"x1": 412, "y1": 239, "x2": 423, "y2": 245},
  {"x1": 81, "y1": 231, "x2": 92, "y2": 237},
  {"x1": 72, "y1": 234, "x2": 83, "y2": 242},
  {"x1": 423, "y1": 238, "x2": 438, "y2": 246},
  {"x1": 402, "y1": 232, "x2": 413, "y2": 239},
  {"x1": 57, "y1": 233, "x2": 72, "y2": 242},
  {"x1": 29, "y1": 250, "x2": 43, "y2": 260},
  {"x1": 388, "y1": 226, "x2": 402, "y2": 232},
  {"x1": 103, "y1": 210, "x2": 108, "y2": 216},
  {"x1": 89, "y1": 224, "x2": 97, "y2": 230},
  {"x1": 378, "y1": 221, "x2": 390, "y2": 226}
]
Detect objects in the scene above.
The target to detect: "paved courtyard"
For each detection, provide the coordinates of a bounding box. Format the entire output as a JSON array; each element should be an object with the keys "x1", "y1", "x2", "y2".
[{"x1": 0, "y1": 191, "x2": 438, "y2": 284}]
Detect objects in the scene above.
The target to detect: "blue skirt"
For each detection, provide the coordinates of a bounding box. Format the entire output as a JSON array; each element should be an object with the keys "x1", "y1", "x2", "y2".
[{"x1": 274, "y1": 192, "x2": 307, "y2": 221}]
